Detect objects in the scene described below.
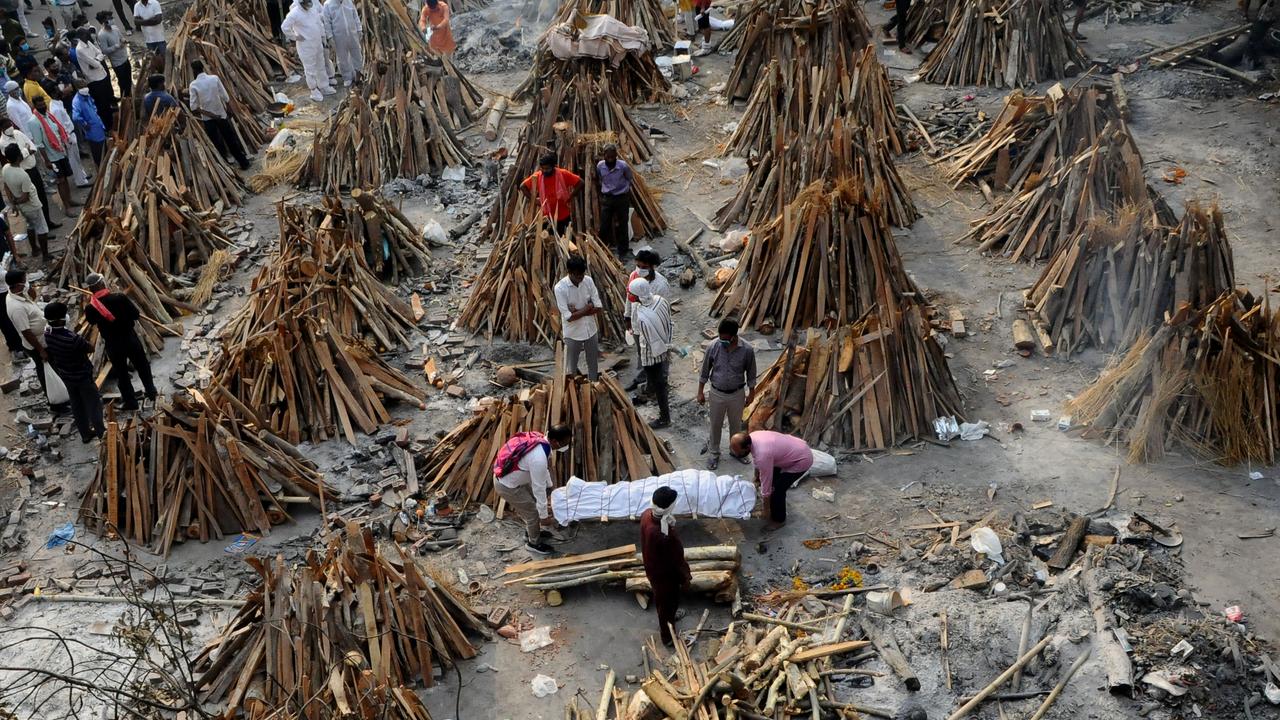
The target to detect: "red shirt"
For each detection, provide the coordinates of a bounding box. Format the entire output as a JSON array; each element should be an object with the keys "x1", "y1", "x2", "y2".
[{"x1": 521, "y1": 168, "x2": 581, "y2": 222}]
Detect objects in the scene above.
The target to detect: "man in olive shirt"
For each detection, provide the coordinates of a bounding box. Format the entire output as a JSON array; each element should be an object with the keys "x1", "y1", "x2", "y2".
[{"x1": 696, "y1": 318, "x2": 756, "y2": 470}]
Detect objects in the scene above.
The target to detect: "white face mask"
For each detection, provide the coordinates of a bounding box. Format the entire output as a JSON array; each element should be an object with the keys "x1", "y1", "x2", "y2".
[
  {"x1": 554, "y1": 445, "x2": 568, "y2": 454},
  {"x1": 77, "y1": 88, "x2": 89, "y2": 96}
]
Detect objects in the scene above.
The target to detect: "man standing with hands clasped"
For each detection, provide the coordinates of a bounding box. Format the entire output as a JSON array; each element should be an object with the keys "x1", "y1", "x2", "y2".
[
  {"x1": 697, "y1": 318, "x2": 756, "y2": 470},
  {"x1": 554, "y1": 254, "x2": 603, "y2": 381}
]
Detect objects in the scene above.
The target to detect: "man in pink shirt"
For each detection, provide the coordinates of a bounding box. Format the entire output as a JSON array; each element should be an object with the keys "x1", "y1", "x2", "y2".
[{"x1": 730, "y1": 430, "x2": 813, "y2": 531}]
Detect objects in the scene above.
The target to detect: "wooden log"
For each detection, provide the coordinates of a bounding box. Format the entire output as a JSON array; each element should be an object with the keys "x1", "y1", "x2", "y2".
[
  {"x1": 860, "y1": 618, "x2": 920, "y2": 692},
  {"x1": 1012, "y1": 319, "x2": 1036, "y2": 353},
  {"x1": 485, "y1": 97, "x2": 510, "y2": 141},
  {"x1": 1081, "y1": 547, "x2": 1133, "y2": 694},
  {"x1": 1047, "y1": 515, "x2": 1089, "y2": 571},
  {"x1": 944, "y1": 634, "x2": 1053, "y2": 719}
]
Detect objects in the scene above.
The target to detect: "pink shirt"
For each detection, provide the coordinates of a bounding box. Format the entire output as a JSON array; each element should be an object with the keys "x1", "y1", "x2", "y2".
[{"x1": 750, "y1": 431, "x2": 813, "y2": 496}]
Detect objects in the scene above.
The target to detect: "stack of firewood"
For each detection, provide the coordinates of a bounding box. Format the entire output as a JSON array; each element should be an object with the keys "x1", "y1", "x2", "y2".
[
  {"x1": 295, "y1": 191, "x2": 433, "y2": 283},
  {"x1": 961, "y1": 123, "x2": 1174, "y2": 263},
  {"x1": 1026, "y1": 200, "x2": 1233, "y2": 356},
  {"x1": 898, "y1": 0, "x2": 963, "y2": 47},
  {"x1": 484, "y1": 73, "x2": 666, "y2": 244},
  {"x1": 919, "y1": 0, "x2": 1088, "y2": 87},
  {"x1": 458, "y1": 222, "x2": 628, "y2": 344},
  {"x1": 716, "y1": 120, "x2": 917, "y2": 230},
  {"x1": 724, "y1": 0, "x2": 873, "y2": 102},
  {"x1": 746, "y1": 302, "x2": 964, "y2": 450},
  {"x1": 726, "y1": 48, "x2": 903, "y2": 157},
  {"x1": 193, "y1": 523, "x2": 488, "y2": 719},
  {"x1": 79, "y1": 400, "x2": 335, "y2": 556},
  {"x1": 166, "y1": 0, "x2": 295, "y2": 149},
  {"x1": 712, "y1": 180, "x2": 922, "y2": 338},
  {"x1": 416, "y1": 373, "x2": 675, "y2": 505},
  {"x1": 210, "y1": 203, "x2": 427, "y2": 445},
  {"x1": 505, "y1": 544, "x2": 740, "y2": 601},
  {"x1": 583, "y1": 0, "x2": 677, "y2": 49},
  {"x1": 942, "y1": 83, "x2": 1124, "y2": 190},
  {"x1": 1069, "y1": 289, "x2": 1279, "y2": 465}
]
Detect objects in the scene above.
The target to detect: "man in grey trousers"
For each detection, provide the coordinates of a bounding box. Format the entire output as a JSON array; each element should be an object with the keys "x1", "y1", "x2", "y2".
[
  {"x1": 554, "y1": 254, "x2": 603, "y2": 381},
  {"x1": 696, "y1": 319, "x2": 757, "y2": 470}
]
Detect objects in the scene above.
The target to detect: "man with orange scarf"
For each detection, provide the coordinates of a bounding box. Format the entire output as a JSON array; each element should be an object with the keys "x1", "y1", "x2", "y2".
[
  {"x1": 83, "y1": 273, "x2": 158, "y2": 410},
  {"x1": 25, "y1": 95, "x2": 77, "y2": 220},
  {"x1": 417, "y1": 0, "x2": 455, "y2": 55}
]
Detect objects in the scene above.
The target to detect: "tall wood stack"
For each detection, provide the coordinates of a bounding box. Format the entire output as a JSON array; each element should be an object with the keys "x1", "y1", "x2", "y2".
[
  {"x1": 1069, "y1": 289, "x2": 1279, "y2": 465},
  {"x1": 726, "y1": 47, "x2": 903, "y2": 158},
  {"x1": 942, "y1": 83, "x2": 1123, "y2": 190},
  {"x1": 716, "y1": 119, "x2": 918, "y2": 230},
  {"x1": 919, "y1": 0, "x2": 1088, "y2": 87},
  {"x1": 79, "y1": 400, "x2": 335, "y2": 556},
  {"x1": 961, "y1": 122, "x2": 1174, "y2": 263},
  {"x1": 723, "y1": 0, "x2": 873, "y2": 102},
  {"x1": 712, "y1": 180, "x2": 922, "y2": 338},
  {"x1": 458, "y1": 222, "x2": 628, "y2": 344},
  {"x1": 483, "y1": 72, "x2": 666, "y2": 244},
  {"x1": 899, "y1": 0, "x2": 963, "y2": 47},
  {"x1": 746, "y1": 302, "x2": 964, "y2": 449},
  {"x1": 583, "y1": 0, "x2": 678, "y2": 49},
  {"x1": 193, "y1": 524, "x2": 488, "y2": 719},
  {"x1": 294, "y1": 191, "x2": 433, "y2": 283},
  {"x1": 416, "y1": 373, "x2": 675, "y2": 505},
  {"x1": 1026, "y1": 200, "x2": 1234, "y2": 356},
  {"x1": 210, "y1": 203, "x2": 427, "y2": 445},
  {"x1": 166, "y1": 0, "x2": 295, "y2": 150}
]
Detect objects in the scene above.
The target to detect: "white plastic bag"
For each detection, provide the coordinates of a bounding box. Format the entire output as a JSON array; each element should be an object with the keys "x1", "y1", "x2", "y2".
[
  {"x1": 809, "y1": 449, "x2": 837, "y2": 477},
  {"x1": 44, "y1": 366, "x2": 69, "y2": 405},
  {"x1": 531, "y1": 674, "x2": 558, "y2": 697},
  {"x1": 440, "y1": 165, "x2": 466, "y2": 182},
  {"x1": 970, "y1": 527, "x2": 1004, "y2": 564},
  {"x1": 421, "y1": 220, "x2": 448, "y2": 245},
  {"x1": 519, "y1": 626, "x2": 554, "y2": 652}
]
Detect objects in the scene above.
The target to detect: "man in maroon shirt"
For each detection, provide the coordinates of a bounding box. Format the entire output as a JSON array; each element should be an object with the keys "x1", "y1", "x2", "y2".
[{"x1": 639, "y1": 486, "x2": 692, "y2": 646}]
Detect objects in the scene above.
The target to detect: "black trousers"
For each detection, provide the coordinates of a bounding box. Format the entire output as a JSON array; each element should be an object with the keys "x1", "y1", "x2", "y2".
[
  {"x1": 0, "y1": 291, "x2": 22, "y2": 353},
  {"x1": 885, "y1": 0, "x2": 911, "y2": 45},
  {"x1": 600, "y1": 191, "x2": 631, "y2": 254},
  {"x1": 25, "y1": 167, "x2": 52, "y2": 225},
  {"x1": 88, "y1": 77, "x2": 116, "y2": 132},
  {"x1": 106, "y1": 334, "x2": 156, "y2": 408},
  {"x1": 31, "y1": 350, "x2": 47, "y2": 394},
  {"x1": 768, "y1": 469, "x2": 807, "y2": 523},
  {"x1": 201, "y1": 116, "x2": 249, "y2": 169},
  {"x1": 112, "y1": 60, "x2": 133, "y2": 98},
  {"x1": 554, "y1": 217, "x2": 571, "y2": 235},
  {"x1": 111, "y1": 0, "x2": 134, "y2": 30},
  {"x1": 643, "y1": 359, "x2": 670, "y2": 422},
  {"x1": 65, "y1": 375, "x2": 105, "y2": 440},
  {"x1": 87, "y1": 140, "x2": 104, "y2": 168}
]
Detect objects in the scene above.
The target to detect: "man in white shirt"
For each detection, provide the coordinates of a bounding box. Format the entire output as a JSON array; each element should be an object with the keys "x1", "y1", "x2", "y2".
[
  {"x1": 493, "y1": 425, "x2": 572, "y2": 555},
  {"x1": 322, "y1": 0, "x2": 363, "y2": 87},
  {"x1": 553, "y1": 254, "x2": 603, "y2": 382},
  {"x1": 74, "y1": 29, "x2": 116, "y2": 132},
  {"x1": 132, "y1": 0, "x2": 165, "y2": 55},
  {"x1": 4, "y1": 269, "x2": 49, "y2": 395},
  {"x1": 4, "y1": 80, "x2": 33, "y2": 132},
  {"x1": 187, "y1": 60, "x2": 250, "y2": 170}
]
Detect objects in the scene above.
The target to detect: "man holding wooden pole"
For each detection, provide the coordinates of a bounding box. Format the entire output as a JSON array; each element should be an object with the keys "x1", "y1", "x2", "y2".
[
  {"x1": 640, "y1": 486, "x2": 692, "y2": 646},
  {"x1": 493, "y1": 425, "x2": 572, "y2": 556},
  {"x1": 730, "y1": 431, "x2": 813, "y2": 531}
]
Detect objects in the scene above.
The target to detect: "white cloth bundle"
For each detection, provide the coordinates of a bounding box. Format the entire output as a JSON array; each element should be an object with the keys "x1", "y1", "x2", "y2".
[
  {"x1": 550, "y1": 468, "x2": 756, "y2": 525},
  {"x1": 546, "y1": 14, "x2": 650, "y2": 67}
]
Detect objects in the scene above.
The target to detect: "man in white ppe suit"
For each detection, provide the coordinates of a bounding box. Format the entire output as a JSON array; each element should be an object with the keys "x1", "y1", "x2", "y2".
[
  {"x1": 280, "y1": 0, "x2": 334, "y2": 102},
  {"x1": 322, "y1": 0, "x2": 363, "y2": 87}
]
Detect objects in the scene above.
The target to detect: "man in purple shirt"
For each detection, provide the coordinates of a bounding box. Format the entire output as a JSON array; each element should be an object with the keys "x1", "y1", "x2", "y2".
[
  {"x1": 730, "y1": 430, "x2": 814, "y2": 531},
  {"x1": 596, "y1": 143, "x2": 634, "y2": 258}
]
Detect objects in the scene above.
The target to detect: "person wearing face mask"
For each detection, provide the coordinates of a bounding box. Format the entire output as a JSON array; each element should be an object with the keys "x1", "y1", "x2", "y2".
[
  {"x1": 729, "y1": 430, "x2": 813, "y2": 532},
  {"x1": 520, "y1": 152, "x2": 581, "y2": 236},
  {"x1": 50, "y1": 82, "x2": 91, "y2": 186},
  {"x1": 132, "y1": 0, "x2": 166, "y2": 57},
  {"x1": 0, "y1": 116, "x2": 60, "y2": 232},
  {"x1": 492, "y1": 424, "x2": 573, "y2": 556},
  {"x1": 281, "y1": 0, "x2": 334, "y2": 103},
  {"x1": 629, "y1": 277, "x2": 673, "y2": 429},
  {"x1": 95, "y1": 12, "x2": 132, "y2": 98},
  {"x1": 70, "y1": 80, "x2": 105, "y2": 167},
  {"x1": 321, "y1": 0, "x2": 362, "y2": 87},
  {"x1": 596, "y1": 143, "x2": 633, "y2": 257},
  {"x1": 696, "y1": 318, "x2": 756, "y2": 471},
  {"x1": 26, "y1": 94, "x2": 78, "y2": 219},
  {"x1": 554, "y1": 254, "x2": 602, "y2": 382},
  {"x1": 624, "y1": 248, "x2": 668, "y2": 392},
  {"x1": 74, "y1": 29, "x2": 115, "y2": 132}
]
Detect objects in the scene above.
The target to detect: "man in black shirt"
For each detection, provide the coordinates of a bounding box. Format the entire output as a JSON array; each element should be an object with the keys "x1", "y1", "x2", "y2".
[
  {"x1": 82, "y1": 273, "x2": 156, "y2": 409},
  {"x1": 42, "y1": 302, "x2": 104, "y2": 442}
]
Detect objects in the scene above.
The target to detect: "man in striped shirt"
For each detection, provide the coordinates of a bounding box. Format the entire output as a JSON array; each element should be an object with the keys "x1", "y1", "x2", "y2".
[{"x1": 629, "y1": 277, "x2": 673, "y2": 429}]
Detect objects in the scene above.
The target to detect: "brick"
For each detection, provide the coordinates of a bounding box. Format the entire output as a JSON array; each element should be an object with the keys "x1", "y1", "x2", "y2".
[{"x1": 6, "y1": 572, "x2": 31, "y2": 587}]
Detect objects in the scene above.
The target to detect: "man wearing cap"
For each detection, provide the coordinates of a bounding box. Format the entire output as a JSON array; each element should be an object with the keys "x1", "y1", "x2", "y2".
[
  {"x1": 4, "y1": 79, "x2": 32, "y2": 130},
  {"x1": 82, "y1": 273, "x2": 157, "y2": 409},
  {"x1": 639, "y1": 486, "x2": 692, "y2": 646},
  {"x1": 42, "y1": 301, "x2": 104, "y2": 442}
]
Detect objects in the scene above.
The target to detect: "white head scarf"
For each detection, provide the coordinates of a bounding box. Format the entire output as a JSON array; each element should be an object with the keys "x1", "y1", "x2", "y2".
[
  {"x1": 651, "y1": 501, "x2": 675, "y2": 536},
  {"x1": 628, "y1": 277, "x2": 653, "y2": 304}
]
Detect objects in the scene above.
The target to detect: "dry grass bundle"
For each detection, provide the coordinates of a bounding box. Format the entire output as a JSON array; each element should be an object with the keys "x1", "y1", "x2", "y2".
[
  {"x1": 1070, "y1": 290, "x2": 1280, "y2": 465},
  {"x1": 712, "y1": 180, "x2": 923, "y2": 338},
  {"x1": 726, "y1": 47, "x2": 903, "y2": 158},
  {"x1": 1027, "y1": 200, "x2": 1233, "y2": 355},
  {"x1": 724, "y1": 0, "x2": 873, "y2": 102},
  {"x1": 746, "y1": 301, "x2": 963, "y2": 450},
  {"x1": 459, "y1": 221, "x2": 628, "y2": 344},
  {"x1": 919, "y1": 0, "x2": 1088, "y2": 87},
  {"x1": 79, "y1": 399, "x2": 335, "y2": 556},
  {"x1": 416, "y1": 373, "x2": 675, "y2": 505}
]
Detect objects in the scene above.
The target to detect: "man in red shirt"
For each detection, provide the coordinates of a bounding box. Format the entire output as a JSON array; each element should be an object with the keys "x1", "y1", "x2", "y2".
[
  {"x1": 520, "y1": 152, "x2": 582, "y2": 236},
  {"x1": 639, "y1": 486, "x2": 691, "y2": 646}
]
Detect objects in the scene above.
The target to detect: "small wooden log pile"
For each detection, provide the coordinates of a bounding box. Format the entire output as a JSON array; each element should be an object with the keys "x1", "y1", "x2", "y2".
[
  {"x1": 79, "y1": 400, "x2": 335, "y2": 556},
  {"x1": 900, "y1": 0, "x2": 963, "y2": 47},
  {"x1": 724, "y1": 0, "x2": 873, "y2": 102},
  {"x1": 717, "y1": 120, "x2": 917, "y2": 230},
  {"x1": 193, "y1": 523, "x2": 488, "y2": 719},
  {"x1": 416, "y1": 373, "x2": 675, "y2": 506},
  {"x1": 166, "y1": 0, "x2": 295, "y2": 149},
  {"x1": 485, "y1": 72, "x2": 666, "y2": 244},
  {"x1": 211, "y1": 204, "x2": 427, "y2": 445},
  {"x1": 1069, "y1": 289, "x2": 1280, "y2": 465},
  {"x1": 726, "y1": 47, "x2": 903, "y2": 158},
  {"x1": 714, "y1": 180, "x2": 921, "y2": 338},
  {"x1": 919, "y1": 0, "x2": 1088, "y2": 88},
  {"x1": 503, "y1": 544, "x2": 740, "y2": 601},
  {"x1": 1026, "y1": 200, "x2": 1234, "y2": 356},
  {"x1": 747, "y1": 301, "x2": 964, "y2": 450},
  {"x1": 459, "y1": 222, "x2": 628, "y2": 344},
  {"x1": 294, "y1": 191, "x2": 433, "y2": 283},
  {"x1": 961, "y1": 123, "x2": 1174, "y2": 263},
  {"x1": 941, "y1": 83, "x2": 1124, "y2": 190}
]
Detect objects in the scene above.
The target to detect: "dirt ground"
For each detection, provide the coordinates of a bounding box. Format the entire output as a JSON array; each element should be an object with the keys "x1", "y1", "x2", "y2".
[{"x1": 1, "y1": 0, "x2": 1279, "y2": 718}]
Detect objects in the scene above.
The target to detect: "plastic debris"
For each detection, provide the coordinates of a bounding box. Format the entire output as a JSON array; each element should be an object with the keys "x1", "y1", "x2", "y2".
[
  {"x1": 531, "y1": 674, "x2": 558, "y2": 697},
  {"x1": 970, "y1": 527, "x2": 1005, "y2": 564},
  {"x1": 520, "y1": 626, "x2": 554, "y2": 652},
  {"x1": 934, "y1": 416, "x2": 960, "y2": 441},
  {"x1": 46, "y1": 523, "x2": 75, "y2": 549}
]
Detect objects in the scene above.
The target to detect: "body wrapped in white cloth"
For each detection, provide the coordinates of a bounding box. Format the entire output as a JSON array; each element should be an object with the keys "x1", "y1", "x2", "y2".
[{"x1": 550, "y1": 468, "x2": 756, "y2": 525}]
